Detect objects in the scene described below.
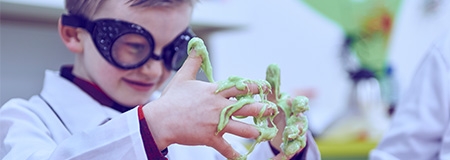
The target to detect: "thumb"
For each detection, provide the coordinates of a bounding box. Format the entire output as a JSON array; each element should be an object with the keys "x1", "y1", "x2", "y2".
[{"x1": 173, "y1": 48, "x2": 203, "y2": 81}]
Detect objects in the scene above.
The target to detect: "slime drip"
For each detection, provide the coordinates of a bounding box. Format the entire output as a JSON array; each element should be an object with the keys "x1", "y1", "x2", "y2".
[
  {"x1": 187, "y1": 37, "x2": 279, "y2": 160},
  {"x1": 187, "y1": 37, "x2": 215, "y2": 82},
  {"x1": 214, "y1": 76, "x2": 279, "y2": 160},
  {"x1": 265, "y1": 64, "x2": 309, "y2": 156}
]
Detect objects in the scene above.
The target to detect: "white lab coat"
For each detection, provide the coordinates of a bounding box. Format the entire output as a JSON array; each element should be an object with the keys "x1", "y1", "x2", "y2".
[
  {"x1": 0, "y1": 69, "x2": 320, "y2": 160},
  {"x1": 369, "y1": 30, "x2": 450, "y2": 160}
]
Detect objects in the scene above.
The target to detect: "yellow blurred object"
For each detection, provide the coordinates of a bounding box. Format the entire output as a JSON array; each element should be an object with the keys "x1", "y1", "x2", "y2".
[
  {"x1": 316, "y1": 139, "x2": 378, "y2": 157},
  {"x1": 314, "y1": 110, "x2": 386, "y2": 158}
]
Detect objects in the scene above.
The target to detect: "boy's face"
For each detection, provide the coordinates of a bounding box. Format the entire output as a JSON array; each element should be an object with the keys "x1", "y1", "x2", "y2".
[{"x1": 75, "y1": 1, "x2": 192, "y2": 106}]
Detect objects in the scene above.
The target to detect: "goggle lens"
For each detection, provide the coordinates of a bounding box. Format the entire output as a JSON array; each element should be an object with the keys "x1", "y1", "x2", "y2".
[{"x1": 111, "y1": 33, "x2": 151, "y2": 67}]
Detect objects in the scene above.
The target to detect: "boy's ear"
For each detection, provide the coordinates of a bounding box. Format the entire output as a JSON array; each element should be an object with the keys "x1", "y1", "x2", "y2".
[{"x1": 58, "y1": 17, "x2": 83, "y2": 54}]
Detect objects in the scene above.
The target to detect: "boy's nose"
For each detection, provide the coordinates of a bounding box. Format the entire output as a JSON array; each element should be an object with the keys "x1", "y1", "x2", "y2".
[{"x1": 139, "y1": 59, "x2": 164, "y2": 78}]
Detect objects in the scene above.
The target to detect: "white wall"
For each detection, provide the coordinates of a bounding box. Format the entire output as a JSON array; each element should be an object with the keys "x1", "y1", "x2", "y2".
[{"x1": 0, "y1": 19, "x2": 74, "y2": 105}]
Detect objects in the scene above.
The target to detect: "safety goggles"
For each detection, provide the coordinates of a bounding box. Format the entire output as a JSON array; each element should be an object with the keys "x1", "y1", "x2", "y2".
[{"x1": 61, "y1": 14, "x2": 196, "y2": 71}]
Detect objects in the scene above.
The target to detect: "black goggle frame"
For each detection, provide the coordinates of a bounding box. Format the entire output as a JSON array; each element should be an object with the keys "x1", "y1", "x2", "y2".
[{"x1": 61, "y1": 14, "x2": 196, "y2": 71}]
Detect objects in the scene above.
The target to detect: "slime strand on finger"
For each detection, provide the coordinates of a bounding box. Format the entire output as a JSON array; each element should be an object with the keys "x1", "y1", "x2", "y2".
[
  {"x1": 217, "y1": 96, "x2": 255, "y2": 134},
  {"x1": 187, "y1": 37, "x2": 214, "y2": 82},
  {"x1": 266, "y1": 64, "x2": 281, "y2": 101},
  {"x1": 216, "y1": 77, "x2": 279, "y2": 160}
]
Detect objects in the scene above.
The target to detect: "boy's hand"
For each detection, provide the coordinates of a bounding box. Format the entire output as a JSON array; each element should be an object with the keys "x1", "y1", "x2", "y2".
[
  {"x1": 143, "y1": 50, "x2": 275, "y2": 159},
  {"x1": 267, "y1": 89, "x2": 308, "y2": 159}
]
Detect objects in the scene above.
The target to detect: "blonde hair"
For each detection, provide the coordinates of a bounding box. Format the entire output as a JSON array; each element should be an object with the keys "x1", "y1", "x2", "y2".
[{"x1": 65, "y1": 0, "x2": 195, "y2": 18}]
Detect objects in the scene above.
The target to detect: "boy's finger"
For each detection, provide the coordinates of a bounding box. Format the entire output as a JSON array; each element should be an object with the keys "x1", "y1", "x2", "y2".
[
  {"x1": 211, "y1": 138, "x2": 242, "y2": 159},
  {"x1": 217, "y1": 83, "x2": 270, "y2": 98},
  {"x1": 267, "y1": 84, "x2": 279, "y2": 102},
  {"x1": 231, "y1": 102, "x2": 276, "y2": 117},
  {"x1": 174, "y1": 49, "x2": 202, "y2": 81},
  {"x1": 222, "y1": 120, "x2": 260, "y2": 139}
]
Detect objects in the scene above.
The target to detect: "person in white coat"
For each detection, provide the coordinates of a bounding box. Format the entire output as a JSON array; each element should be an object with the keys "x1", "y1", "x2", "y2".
[
  {"x1": 369, "y1": 29, "x2": 450, "y2": 160},
  {"x1": 0, "y1": 0, "x2": 320, "y2": 159}
]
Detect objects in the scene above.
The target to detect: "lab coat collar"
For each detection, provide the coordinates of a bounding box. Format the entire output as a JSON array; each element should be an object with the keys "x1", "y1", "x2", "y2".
[
  {"x1": 40, "y1": 70, "x2": 116, "y2": 134},
  {"x1": 59, "y1": 65, "x2": 133, "y2": 113}
]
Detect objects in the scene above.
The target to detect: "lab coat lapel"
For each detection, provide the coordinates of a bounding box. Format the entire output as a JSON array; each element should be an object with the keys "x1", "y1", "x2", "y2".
[{"x1": 40, "y1": 70, "x2": 115, "y2": 134}]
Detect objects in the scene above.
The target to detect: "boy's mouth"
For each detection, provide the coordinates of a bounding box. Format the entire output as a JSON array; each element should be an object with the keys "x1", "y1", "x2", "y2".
[{"x1": 122, "y1": 78, "x2": 155, "y2": 92}]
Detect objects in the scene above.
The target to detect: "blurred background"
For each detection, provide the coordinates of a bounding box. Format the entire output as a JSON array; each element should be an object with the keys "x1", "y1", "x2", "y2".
[{"x1": 1, "y1": 0, "x2": 450, "y2": 159}]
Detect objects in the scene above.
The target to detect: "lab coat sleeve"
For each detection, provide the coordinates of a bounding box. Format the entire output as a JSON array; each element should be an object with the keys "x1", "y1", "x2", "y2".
[
  {"x1": 0, "y1": 99, "x2": 148, "y2": 160},
  {"x1": 369, "y1": 40, "x2": 450, "y2": 160},
  {"x1": 248, "y1": 131, "x2": 321, "y2": 160}
]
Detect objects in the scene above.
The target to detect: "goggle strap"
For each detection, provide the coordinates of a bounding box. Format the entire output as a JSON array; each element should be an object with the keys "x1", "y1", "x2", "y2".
[{"x1": 61, "y1": 14, "x2": 86, "y2": 28}]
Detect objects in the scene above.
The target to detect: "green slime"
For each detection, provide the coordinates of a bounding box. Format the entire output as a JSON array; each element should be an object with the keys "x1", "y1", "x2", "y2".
[
  {"x1": 187, "y1": 37, "x2": 214, "y2": 82},
  {"x1": 188, "y1": 38, "x2": 308, "y2": 160},
  {"x1": 266, "y1": 64, "x2": 309, "y2": 157}
]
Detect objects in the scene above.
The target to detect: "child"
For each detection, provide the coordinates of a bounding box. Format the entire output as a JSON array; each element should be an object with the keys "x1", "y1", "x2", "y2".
[
  {"x1": 0, "y1": 0, "x2": 320, "y2": 159},
  {"x1": 369, "y1": 29, "x2": 450, "y2": 159}
]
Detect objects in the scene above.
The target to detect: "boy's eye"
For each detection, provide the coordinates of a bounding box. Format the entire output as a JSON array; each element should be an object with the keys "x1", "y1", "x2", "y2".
[
  {"x1": 125, "y1": 42, "x2": 146, "y2": 53},
  {"x1": 112, "y1": 35, "x2": 150, "y2": 66}
]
